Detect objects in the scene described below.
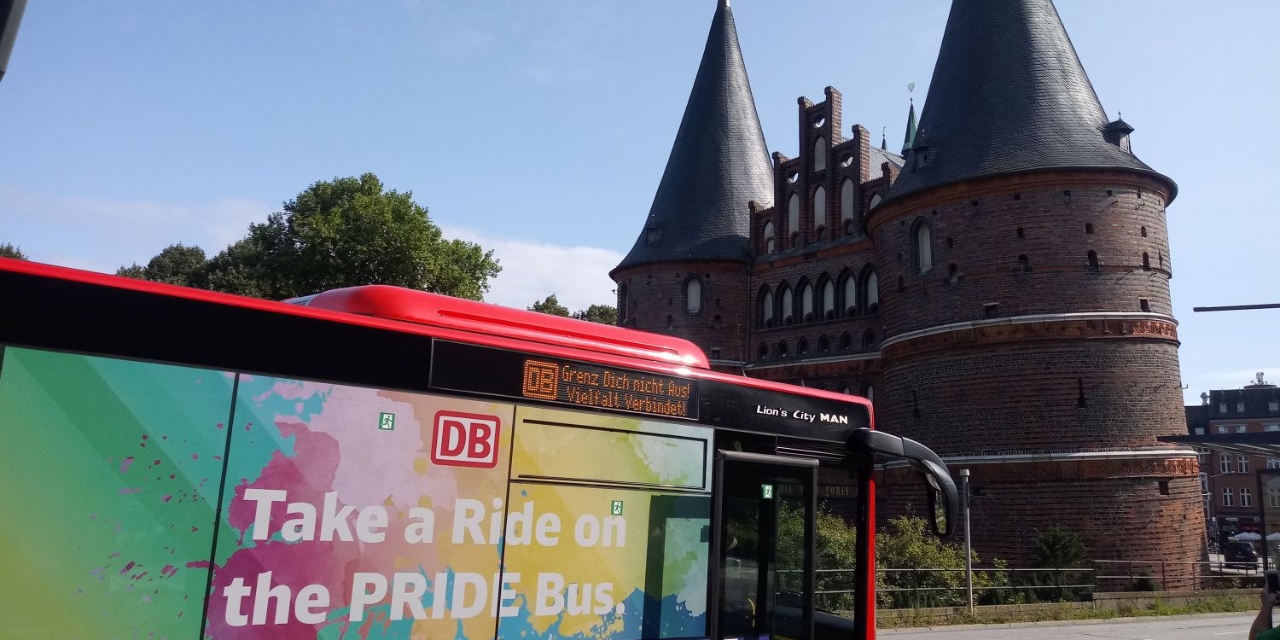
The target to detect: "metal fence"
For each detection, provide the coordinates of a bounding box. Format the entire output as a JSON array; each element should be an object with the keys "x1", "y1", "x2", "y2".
[{"x1": 809, "y1": 560, "x2": 1266, "y2": 610}]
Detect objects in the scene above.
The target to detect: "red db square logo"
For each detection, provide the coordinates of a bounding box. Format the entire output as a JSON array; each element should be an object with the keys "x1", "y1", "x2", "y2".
[{"x1": 431, "y1": 411, "x2": 501, "y2": 468}]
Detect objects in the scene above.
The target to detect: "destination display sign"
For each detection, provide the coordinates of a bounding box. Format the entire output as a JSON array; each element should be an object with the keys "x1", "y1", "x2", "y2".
[{"x1": 429, "y1": 341, "x2": 699, "y2": 420}]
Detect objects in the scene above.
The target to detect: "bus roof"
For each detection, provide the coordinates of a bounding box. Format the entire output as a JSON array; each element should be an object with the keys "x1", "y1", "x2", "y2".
[
  {"x1": 0, "y1": 258, "x2": 873, "y2": 441},
  {"x1": 288, "y1": 285, "x2": 710, "y2": 369}
]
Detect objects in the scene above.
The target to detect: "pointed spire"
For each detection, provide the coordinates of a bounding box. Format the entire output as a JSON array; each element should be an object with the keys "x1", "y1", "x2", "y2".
[
  {"x1": 881, "y1": 127, "x2": 888, "y2": 151},
  {"x1": 901, "y1": 97, "x2": 917, "y2": 155},
  {"x1": 615, "y1": 0, "x2": 772, "y2": 272},
  {"x1": 886, "y1": 0, "x2": 1175, "y2": 203}
]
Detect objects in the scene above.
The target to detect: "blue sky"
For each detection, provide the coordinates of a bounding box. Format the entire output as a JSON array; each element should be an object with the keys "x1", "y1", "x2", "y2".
[{"x1": 1, "y1": 0, "x2": 1276, "y2": 404}]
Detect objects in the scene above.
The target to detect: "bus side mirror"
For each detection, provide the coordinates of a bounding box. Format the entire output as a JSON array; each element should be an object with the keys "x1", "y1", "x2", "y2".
[{"x1": 920, "y1": 459, "x2": 957, "y2": 537}]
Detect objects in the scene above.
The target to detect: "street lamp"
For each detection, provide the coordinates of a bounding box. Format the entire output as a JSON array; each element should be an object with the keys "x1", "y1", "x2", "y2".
[{"x1": 959, "y1": 468, "x2": 972, "y2": 613}]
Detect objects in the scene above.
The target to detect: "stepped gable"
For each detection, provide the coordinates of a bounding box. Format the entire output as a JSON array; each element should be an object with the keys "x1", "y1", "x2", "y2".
[
  {"x1": 885, "y1": 0, "x2": 1175, "y2": 204},
  {"x1": 614, "y1": 0, "x2": 773, "y2": 272}
]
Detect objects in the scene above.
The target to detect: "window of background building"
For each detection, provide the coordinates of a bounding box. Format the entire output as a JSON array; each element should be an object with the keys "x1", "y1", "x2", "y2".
[
  {"x1": 1220, "y1": 403, "x2": 1228, "y2": 414},
  {"x1": 1200, "y1": 473, "x2": 1209, "y2": 495},
  {"x1": 1195, "y1": 447, "x2": 1209, "y2": 463},
  {"x1": 1239, "y1": 402, "x2": 1247, "y2": 412},
  {"x1": 1221, "y1": 454, "x2": 1232, "y2": 474},
  {"x1": 1195, "y1": 427, "x2": 1205, "y2": 435},
  {"x1": 1219, "y1": 426, "x2": 1229, "y2": 434},
  {"x1": 1271, "y1": 401, "x2": 1279, "y2": 412},
  {"x1": 1269, "y1": 487, "x2": 1280, "y2": 509},
  {"x1": 1269, "y1": 458, "x2": 1280, "y2": 470},
  {"x1": 686, "y1": 276, "x2": 706, "y2": 313},
  {"x1": 1224, "y1": 487, "x2": 1234, "y2": 507},
  {"x1": 1243, "y1": 488, "x2": 1253, "y2": 507},
  {"x1": 1239, "y1": 454, "x2": 1250, "y2": 473},
  {"x1": 1237, "y1": 425, "x2": 1248, "y2": 434},
  {"x1": 1268, "y1": 424, "x2": 1280, "y2": 432}
]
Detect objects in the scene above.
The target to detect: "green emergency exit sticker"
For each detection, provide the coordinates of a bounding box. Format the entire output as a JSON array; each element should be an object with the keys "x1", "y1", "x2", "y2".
[
  {"x1": 378, "y1": 412, "x2": 396, "y2": 431},
  {"x1": 761, "y1": 484, "x2": 774, "y2": 499},
  {"x1": 611, "y1": 500, "x2": 624, "y2": 515}
]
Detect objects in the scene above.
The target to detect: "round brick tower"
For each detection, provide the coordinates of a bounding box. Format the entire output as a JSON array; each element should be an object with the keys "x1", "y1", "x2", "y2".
[
  {"x1": 610, "y1": 0, "x2": 773, "y2": 370},
  {"x1": 868, "y1": 0, "x2": 1204, "y2": 582}
]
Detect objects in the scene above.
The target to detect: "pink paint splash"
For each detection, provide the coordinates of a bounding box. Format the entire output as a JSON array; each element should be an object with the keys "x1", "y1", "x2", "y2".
[
  {"x1": 120, "y1": 457, "x2": 135, "y2": 473},
  {"x1": 161, "y1": 494, "x2": 172, "y2": 503},
  {"x1": 118, "y1": 487, "x2": 143, "y2": 495},
  {"x1": 119, "y1": 561, "x2": 137, "y2": 575}
]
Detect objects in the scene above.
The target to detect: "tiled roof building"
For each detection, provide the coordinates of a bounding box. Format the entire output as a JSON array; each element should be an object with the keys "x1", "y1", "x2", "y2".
[{"x1": 613, "y1": 0, "x2": 1202, "y2": 579}]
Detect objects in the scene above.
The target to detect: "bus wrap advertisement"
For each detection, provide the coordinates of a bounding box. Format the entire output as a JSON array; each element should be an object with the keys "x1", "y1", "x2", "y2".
[{"x1": 0, "y1": 347, "x2": 711, "y2": 640}]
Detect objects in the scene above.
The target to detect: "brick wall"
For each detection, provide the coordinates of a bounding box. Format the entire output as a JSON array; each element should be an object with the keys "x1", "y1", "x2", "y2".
[
  {"x1": 880, "y1": 458, "x2": 1206, "y2": 589},
  {"x1": 869, "y1": 175, "x2": 1175, "y2": 337},
  {"x1": 613, "y1": 261, "x2": 750, "y2": 363}
]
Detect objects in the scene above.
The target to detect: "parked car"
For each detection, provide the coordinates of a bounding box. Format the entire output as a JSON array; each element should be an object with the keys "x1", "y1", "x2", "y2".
[{"x1": 1224, "y1": 541, "x2": 1260, "y2": 568}]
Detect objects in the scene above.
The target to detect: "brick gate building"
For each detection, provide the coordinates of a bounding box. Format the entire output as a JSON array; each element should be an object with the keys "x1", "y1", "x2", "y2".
[{"x1": 610, "y1": 0, "x2": 1204, "y2": 579}]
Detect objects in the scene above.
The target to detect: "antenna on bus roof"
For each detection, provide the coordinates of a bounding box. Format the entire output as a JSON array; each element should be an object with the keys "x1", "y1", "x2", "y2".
[{"x1": 0, "y1": 0, "x2": 28, "y2": 84}]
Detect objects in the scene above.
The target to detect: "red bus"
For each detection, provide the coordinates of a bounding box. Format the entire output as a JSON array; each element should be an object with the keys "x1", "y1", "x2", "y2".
[{"x1": 0, "y1": 257, "x2": 956, "y2": 640}]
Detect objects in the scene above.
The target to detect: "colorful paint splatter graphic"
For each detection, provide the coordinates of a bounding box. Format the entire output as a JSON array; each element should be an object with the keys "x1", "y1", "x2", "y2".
[{"x1": 0, "y1": 348, "x2": 709, "y2": 640}]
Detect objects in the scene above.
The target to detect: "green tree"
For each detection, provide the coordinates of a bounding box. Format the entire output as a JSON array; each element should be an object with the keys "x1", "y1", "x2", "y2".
[
  {"x1": 117, "y1": 243, "x2": 208, "y2": 287},
  {"x1": 1030, "y1": 525, "x2": 1090, "y2": 600},
  {"x1": 529, "y1": 294, "x2": 571, "y2": 317},
  {"x1": 573, "y1": 304, "x2": 618, "y2": 325},
  {"x1": 120, "y1": 173, "x2": 500, "y2": 301},
  {"x1": 875, "y1": 515, "x2": 1012, "y2": 608},
  {"x1": 0, "y1": 243, "x2": 27, "y2": 259}
]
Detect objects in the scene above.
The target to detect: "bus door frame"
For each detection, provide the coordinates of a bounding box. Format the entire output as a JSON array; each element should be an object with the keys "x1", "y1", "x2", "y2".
[{"x1": 708, "y1": 450, "x2": 818, "y2": 640}]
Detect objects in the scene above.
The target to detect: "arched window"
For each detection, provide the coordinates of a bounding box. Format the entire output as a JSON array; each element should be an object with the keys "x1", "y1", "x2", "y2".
[
  {"x1": 1087, "y1": 250, "x2": 1099, "y2": 271},
  {"x1": 814, "y1": 137, "x2": 827, "y2": 172},
  {"x1": 777, "y1": 340, "x2": 790, "y2": 359},
  {"x1": 863, "y1": 268, "x2": 879, "y2": 312},
  {"x1": 912, "y1": 219, "x2": 933, "y2": 274},
  {"x1": 843, "y1": 274, "x2": 857, "y2": 315},
  {"x1": 763, "y1": 221, "x2": 776, "y2": 254},
  {"x1": 797, "y1": 338, "x2": 809, "y2": 356},
  {"x1": 781, "y1": 285, "x2": 795, "y2": 325},
  {"x1": 838, "y1": 383, "x2": 851, "y2": 394},
  {"x1": 1142, "y1": 252, "x2": 1150, "y2": 270},
  {"x1": 821, "y1": 280, "x2": 835, "y2": 320},
  {"x1": 666, "y1": 315, "x2": 674, "y2": 331},
  {"x1": 757, "y1": 343, "x2": 770, "y2": 361},
  {"x1": 788, "y1": 194, "x2": 801, "y2": 245},
  {"x1": 800, "y1": 282, "x2": 814, "y2": 322},
  {"x1": 813, "y1": 186, "x2": 827, "y2": 234},
  {"x1": 839, "y1": 332, "x2": 853, "y2": 350},
  {"x1": 869, "y1": 194, "x2": 882, "y2": 209},
  {"x1": 861, "y1": 383, "x2": 875, "y2": 403},
  {"x1": 862, "y1": 330, "x2": 877, "y2": 350},
  {"x1": 760, "y1": 288, "x2": 774, "y2": 328},
  {"x1": 841, "y1": 179, "x2": 855, "y2": 227},
  {"x1": 685, "y1": 278, "x2": 702, "y2": 314},
  {"x1": 617, "y1": 284, "x2": 629, "y2": 322},
  {"x1": 818, "y1": 335, "x2": 831, "y2": 352}
]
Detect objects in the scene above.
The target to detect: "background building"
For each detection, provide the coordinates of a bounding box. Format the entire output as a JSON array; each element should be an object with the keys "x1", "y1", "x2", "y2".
[
  {"x1": 1187, "y1": 373, "x2": 1280, "y2": 543},
  {"x1": 612, "y1": 0, "x2": 1203, "y2": 578}
]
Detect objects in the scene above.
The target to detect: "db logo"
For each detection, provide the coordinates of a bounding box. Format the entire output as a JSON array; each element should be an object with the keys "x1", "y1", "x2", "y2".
[{"x1": 431, "y1": 411, "x2": 501, "y2": 468}]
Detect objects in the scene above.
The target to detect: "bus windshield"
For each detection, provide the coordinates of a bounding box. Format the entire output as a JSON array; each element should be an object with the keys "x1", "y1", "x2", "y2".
[{"x1": 0, "y1": 258, "x2": 955, "y2": 640}]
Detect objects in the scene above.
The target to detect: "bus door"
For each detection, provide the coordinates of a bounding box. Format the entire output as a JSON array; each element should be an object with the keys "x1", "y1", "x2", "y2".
[{"x1": 710, "y1": 451, "x2": 817, "y2": 640}]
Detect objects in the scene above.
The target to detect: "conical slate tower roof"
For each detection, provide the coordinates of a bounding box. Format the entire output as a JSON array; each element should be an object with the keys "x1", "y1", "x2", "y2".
[
  {"x1": 901, "y1": 99, "x2": 917, "y2": 155},
  {"x1": 886, "y1": 0, "x2": 1175, "y2": 203},
  {"x1": 615, "y1": 0, "x2": 773, "y2": 272}
]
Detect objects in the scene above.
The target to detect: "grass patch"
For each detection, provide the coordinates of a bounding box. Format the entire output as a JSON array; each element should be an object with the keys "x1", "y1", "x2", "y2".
[{"x1": 874, "y1": 596, "x2": 1256, "y2": 629}]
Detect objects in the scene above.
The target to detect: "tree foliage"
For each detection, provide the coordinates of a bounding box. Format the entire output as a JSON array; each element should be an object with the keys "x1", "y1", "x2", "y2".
[
  {"x1": 529, "y1": 295, "x2": 617, "y2": 325},
  {"x1": 529, "y1": 294, "x2": 571, "y2": 317},
  {"x1": 573, "y1": 304, "x2": 618, "y2": 325},
  {"x1": 0, "y1": 243, "x2": 27, "y2": 260},
  {"x1": 117, "y1": 243, "x2": 208, "y2": 287},
  {"x1": 875, "y1": 515, "x2": 1011, "y2": 609},
  {"x1": 117, "y1": 174, "x2": 500, "y2": 301}
]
